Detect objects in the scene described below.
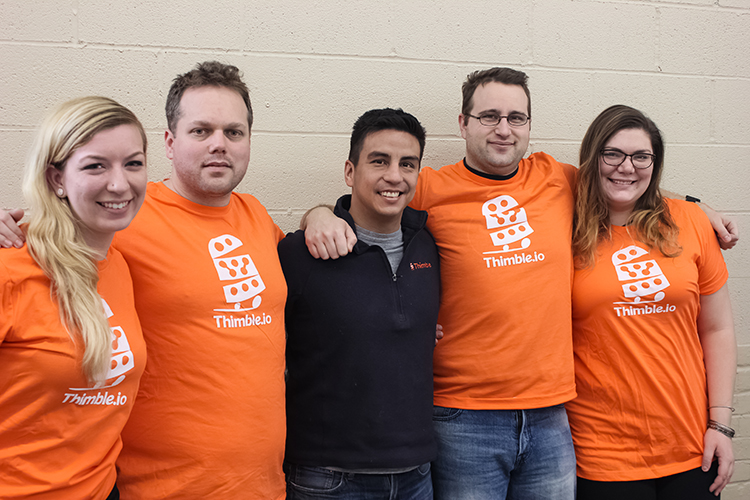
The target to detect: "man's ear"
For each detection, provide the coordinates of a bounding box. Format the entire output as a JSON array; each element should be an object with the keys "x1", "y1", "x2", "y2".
[
  {"x1": 344, "y1": 159, "x2": 355, "y2": 188},
  {"x1": 458, "y1": 114, "x2": 468, "y2": 140},
  {"x1": 45, "y1": 165, "x2": 64, "y2": 196},
  {"x1": 165, "y1": 129, "x2": 175, "y2": 160}
]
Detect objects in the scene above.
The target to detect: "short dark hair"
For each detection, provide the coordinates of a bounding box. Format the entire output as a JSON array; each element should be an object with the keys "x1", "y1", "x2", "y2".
[
  {"x1": 165, "y1": 61, "x2": 253, "y2": 132},
  {"x1": 348, "y1": 108, "x2": 426, "y2": 165},
  {"x1": 461, "y1": 67, "x2": 531, "y2": 123}
]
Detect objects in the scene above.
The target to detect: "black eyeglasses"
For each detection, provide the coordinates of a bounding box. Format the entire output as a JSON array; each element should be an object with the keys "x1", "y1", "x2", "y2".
[
  {"x1": 466, "y1": 112, "x2": 530, "y2": 127},
  {"x1": 600, "y1": 149, "x2": 655, "y2": 169}
]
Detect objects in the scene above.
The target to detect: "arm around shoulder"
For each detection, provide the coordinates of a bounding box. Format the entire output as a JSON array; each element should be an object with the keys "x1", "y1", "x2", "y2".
[
  {"x1": 663, "y1": 191, "x2": 739, "y2": 250},
  {"x1": 696, "y1": 201, "x2": 739, "y2": 250}
]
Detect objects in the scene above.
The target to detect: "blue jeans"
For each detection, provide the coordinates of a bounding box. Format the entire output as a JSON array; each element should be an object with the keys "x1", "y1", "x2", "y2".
[
  {"x1": 431, "y1": 405, "x2": 575, "y2": 500},
  {"x1": 285, "y1": 463, "x2": 433, "y2": 500}
]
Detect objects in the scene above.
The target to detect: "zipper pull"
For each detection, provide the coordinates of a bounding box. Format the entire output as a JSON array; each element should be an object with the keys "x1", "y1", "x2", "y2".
[{"x1": 392, "y1": 273, "x2": 398, "y2": 282}]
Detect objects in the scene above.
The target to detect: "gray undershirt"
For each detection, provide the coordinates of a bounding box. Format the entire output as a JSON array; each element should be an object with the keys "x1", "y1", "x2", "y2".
[{"x1": 355, "y1": 225, "x2": 404, "y2": 274}]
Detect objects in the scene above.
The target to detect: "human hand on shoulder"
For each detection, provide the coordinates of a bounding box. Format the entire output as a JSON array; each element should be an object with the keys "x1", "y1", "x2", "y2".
[
  {"x1": 0, "y1": 208, "x2": 25, "y2": 248},
  {"x1": 713, "y1": 211, "x2": 738, "y2": 250},
  {"x1": 698, "y1": 203, "x2": 739, "y2": 250},
  {"x1": 302, "y1": 205, "x2": 356, "y2": 260}
]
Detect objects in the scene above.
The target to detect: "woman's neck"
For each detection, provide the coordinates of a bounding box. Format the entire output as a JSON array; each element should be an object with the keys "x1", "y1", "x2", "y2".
[{"x1": 609, "y1": 210, "x2": 632, "y2": 227}]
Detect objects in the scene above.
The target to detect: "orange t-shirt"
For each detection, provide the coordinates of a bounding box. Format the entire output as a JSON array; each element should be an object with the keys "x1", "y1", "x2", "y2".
[
  {"x1": 114, "y1": 182, "x2": 287, "y2": 500},
  {"x1": 411, "y1": 153, "x2": 577, "y2": 409},
  {"x1": 567, "y1": 199, "x2": 728, "y2": 481},
  {"x1": 0, "y1": 246, "x2": 145, "y2": 500}
]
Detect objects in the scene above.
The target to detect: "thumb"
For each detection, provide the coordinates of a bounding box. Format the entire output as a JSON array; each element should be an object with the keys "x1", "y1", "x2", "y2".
[
  {"x1": 345, "y1": 225, "x2": 358, "y2": 251},
  {"x1": 9, "y1": 208, "x2": 25, "y2": 222},
  {"x1": 701, "y1": 443, "x2": 714, "y2": 472}
]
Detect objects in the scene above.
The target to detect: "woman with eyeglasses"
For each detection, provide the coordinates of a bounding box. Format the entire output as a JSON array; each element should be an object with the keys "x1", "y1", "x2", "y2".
[
  {"x1": 566, "y1": 105, "x2": 736, "y2": 499},
  {"x1": 0, "y1": 96, "x2": 147, "y2": 499}
]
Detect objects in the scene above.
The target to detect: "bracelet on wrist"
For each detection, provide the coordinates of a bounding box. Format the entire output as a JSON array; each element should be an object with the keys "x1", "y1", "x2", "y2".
[
  {"x1": 686, "y1": 195, "x2": 701, "y2": 203},
  {"x1": 708, "y1": 405, "x2": 735, "y2": 412},
  {"x1": 707, "y1": 419, "x2": 735, "y2": 439}
]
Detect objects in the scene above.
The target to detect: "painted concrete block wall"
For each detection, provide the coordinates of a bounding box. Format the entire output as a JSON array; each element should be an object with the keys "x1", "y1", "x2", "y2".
[{"x1": 1, "y1": 0, "x2": 748, "y2": 495}]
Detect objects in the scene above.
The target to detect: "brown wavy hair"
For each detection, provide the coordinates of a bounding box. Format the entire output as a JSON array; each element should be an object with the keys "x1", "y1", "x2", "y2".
[{"x1": 573, "y1": 105, "x2": 680, "y2": 268}]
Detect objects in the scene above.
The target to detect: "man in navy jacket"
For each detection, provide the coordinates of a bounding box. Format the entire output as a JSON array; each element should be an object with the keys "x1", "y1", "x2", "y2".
[{"x1": 278, "y1": 108, "x2": 440, "y2": 500}]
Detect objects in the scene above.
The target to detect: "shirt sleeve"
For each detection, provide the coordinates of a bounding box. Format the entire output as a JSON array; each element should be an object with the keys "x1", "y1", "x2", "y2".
[
  {"x1": 560, "y1": 161, "x2": 578, "y2": 197},
  {"x1": 273, "y1": 223, "x2": 285, "y2": 245},
  {"x1": 410, "y1": 166, "x2": 435, "y2": 212}
]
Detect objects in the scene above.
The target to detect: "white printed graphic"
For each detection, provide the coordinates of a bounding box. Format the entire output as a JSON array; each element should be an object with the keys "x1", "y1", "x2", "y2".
[
  {"x1": 482, "y1": 195, "x2": 534, "y2": 254},
  {"x1": 209, "y1": 234, "x2": 243, "y2": 258},
  {"x1": 611, "y1": 245, "x2": 670, "y2": 304},
  {"x1": 69, "y1": 299, "x2": 136, "y2": 391},
  {"x1": 209, "y1": 234, "x2": 265, "y2": 312},
  {"x1": 612, "y1": 246, "x2": 648, "y2": 265}
]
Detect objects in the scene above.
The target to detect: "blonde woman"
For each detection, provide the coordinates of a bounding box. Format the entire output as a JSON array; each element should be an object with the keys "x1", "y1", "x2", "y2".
[
  {"x1": 567, "y1": 105, "x2": 736, "y2": 499},
  {"x1": 0, "y1": 97, "x2": 147, "y2": 499}
]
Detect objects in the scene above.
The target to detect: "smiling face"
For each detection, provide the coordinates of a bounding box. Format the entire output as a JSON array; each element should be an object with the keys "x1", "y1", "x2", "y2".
[
  {"x1": 47, "y1": 124, "x2": 147, "y2": 256},
  {"x1": 599, "y1": 128, "x2": 654, "y2": 225},
  {"x1": 459, "y1": 82, "x2": 530, "y2": 176},
  {"x1": 165, "y1": 85, "x2": 251, "y2": 207},
  {"x1": 345, "y1": 129, "x2": 421, "y2": 234}
]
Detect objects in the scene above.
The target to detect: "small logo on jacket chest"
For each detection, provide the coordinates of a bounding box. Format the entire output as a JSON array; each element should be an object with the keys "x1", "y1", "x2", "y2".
[{"x1": 410, "y1": 262, "x2": 432, "y2": 270}]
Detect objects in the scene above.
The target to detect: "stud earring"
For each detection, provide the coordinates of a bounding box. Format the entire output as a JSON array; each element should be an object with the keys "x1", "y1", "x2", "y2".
[{"x1": 57, "y1": 188, "x2": 64, "y2": 197}]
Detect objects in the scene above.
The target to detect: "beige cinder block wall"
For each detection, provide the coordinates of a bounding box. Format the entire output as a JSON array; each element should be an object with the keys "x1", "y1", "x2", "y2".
[{"x1": 1, "y1": 0, "x2": 748, "y2": 495}]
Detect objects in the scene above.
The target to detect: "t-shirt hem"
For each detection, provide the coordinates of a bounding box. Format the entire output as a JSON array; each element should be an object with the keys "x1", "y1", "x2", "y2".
[
  {"x1": 576, "y1": 456, "x2": 703, "y2": 482},
  {"x1": 433, "y1": 388, "x2": 576, "y2": 410},
  {"x1": 285, "y1": 451, "x2": 437, "y2": 471}
]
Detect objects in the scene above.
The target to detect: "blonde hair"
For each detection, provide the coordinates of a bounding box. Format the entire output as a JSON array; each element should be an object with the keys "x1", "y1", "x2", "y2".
[
  {"x1": 23, "y1": 96, "x2": 147, "y2": 382},
  {"x1": 573, "y1": 105, "x2": 680, "y2": 268}
]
